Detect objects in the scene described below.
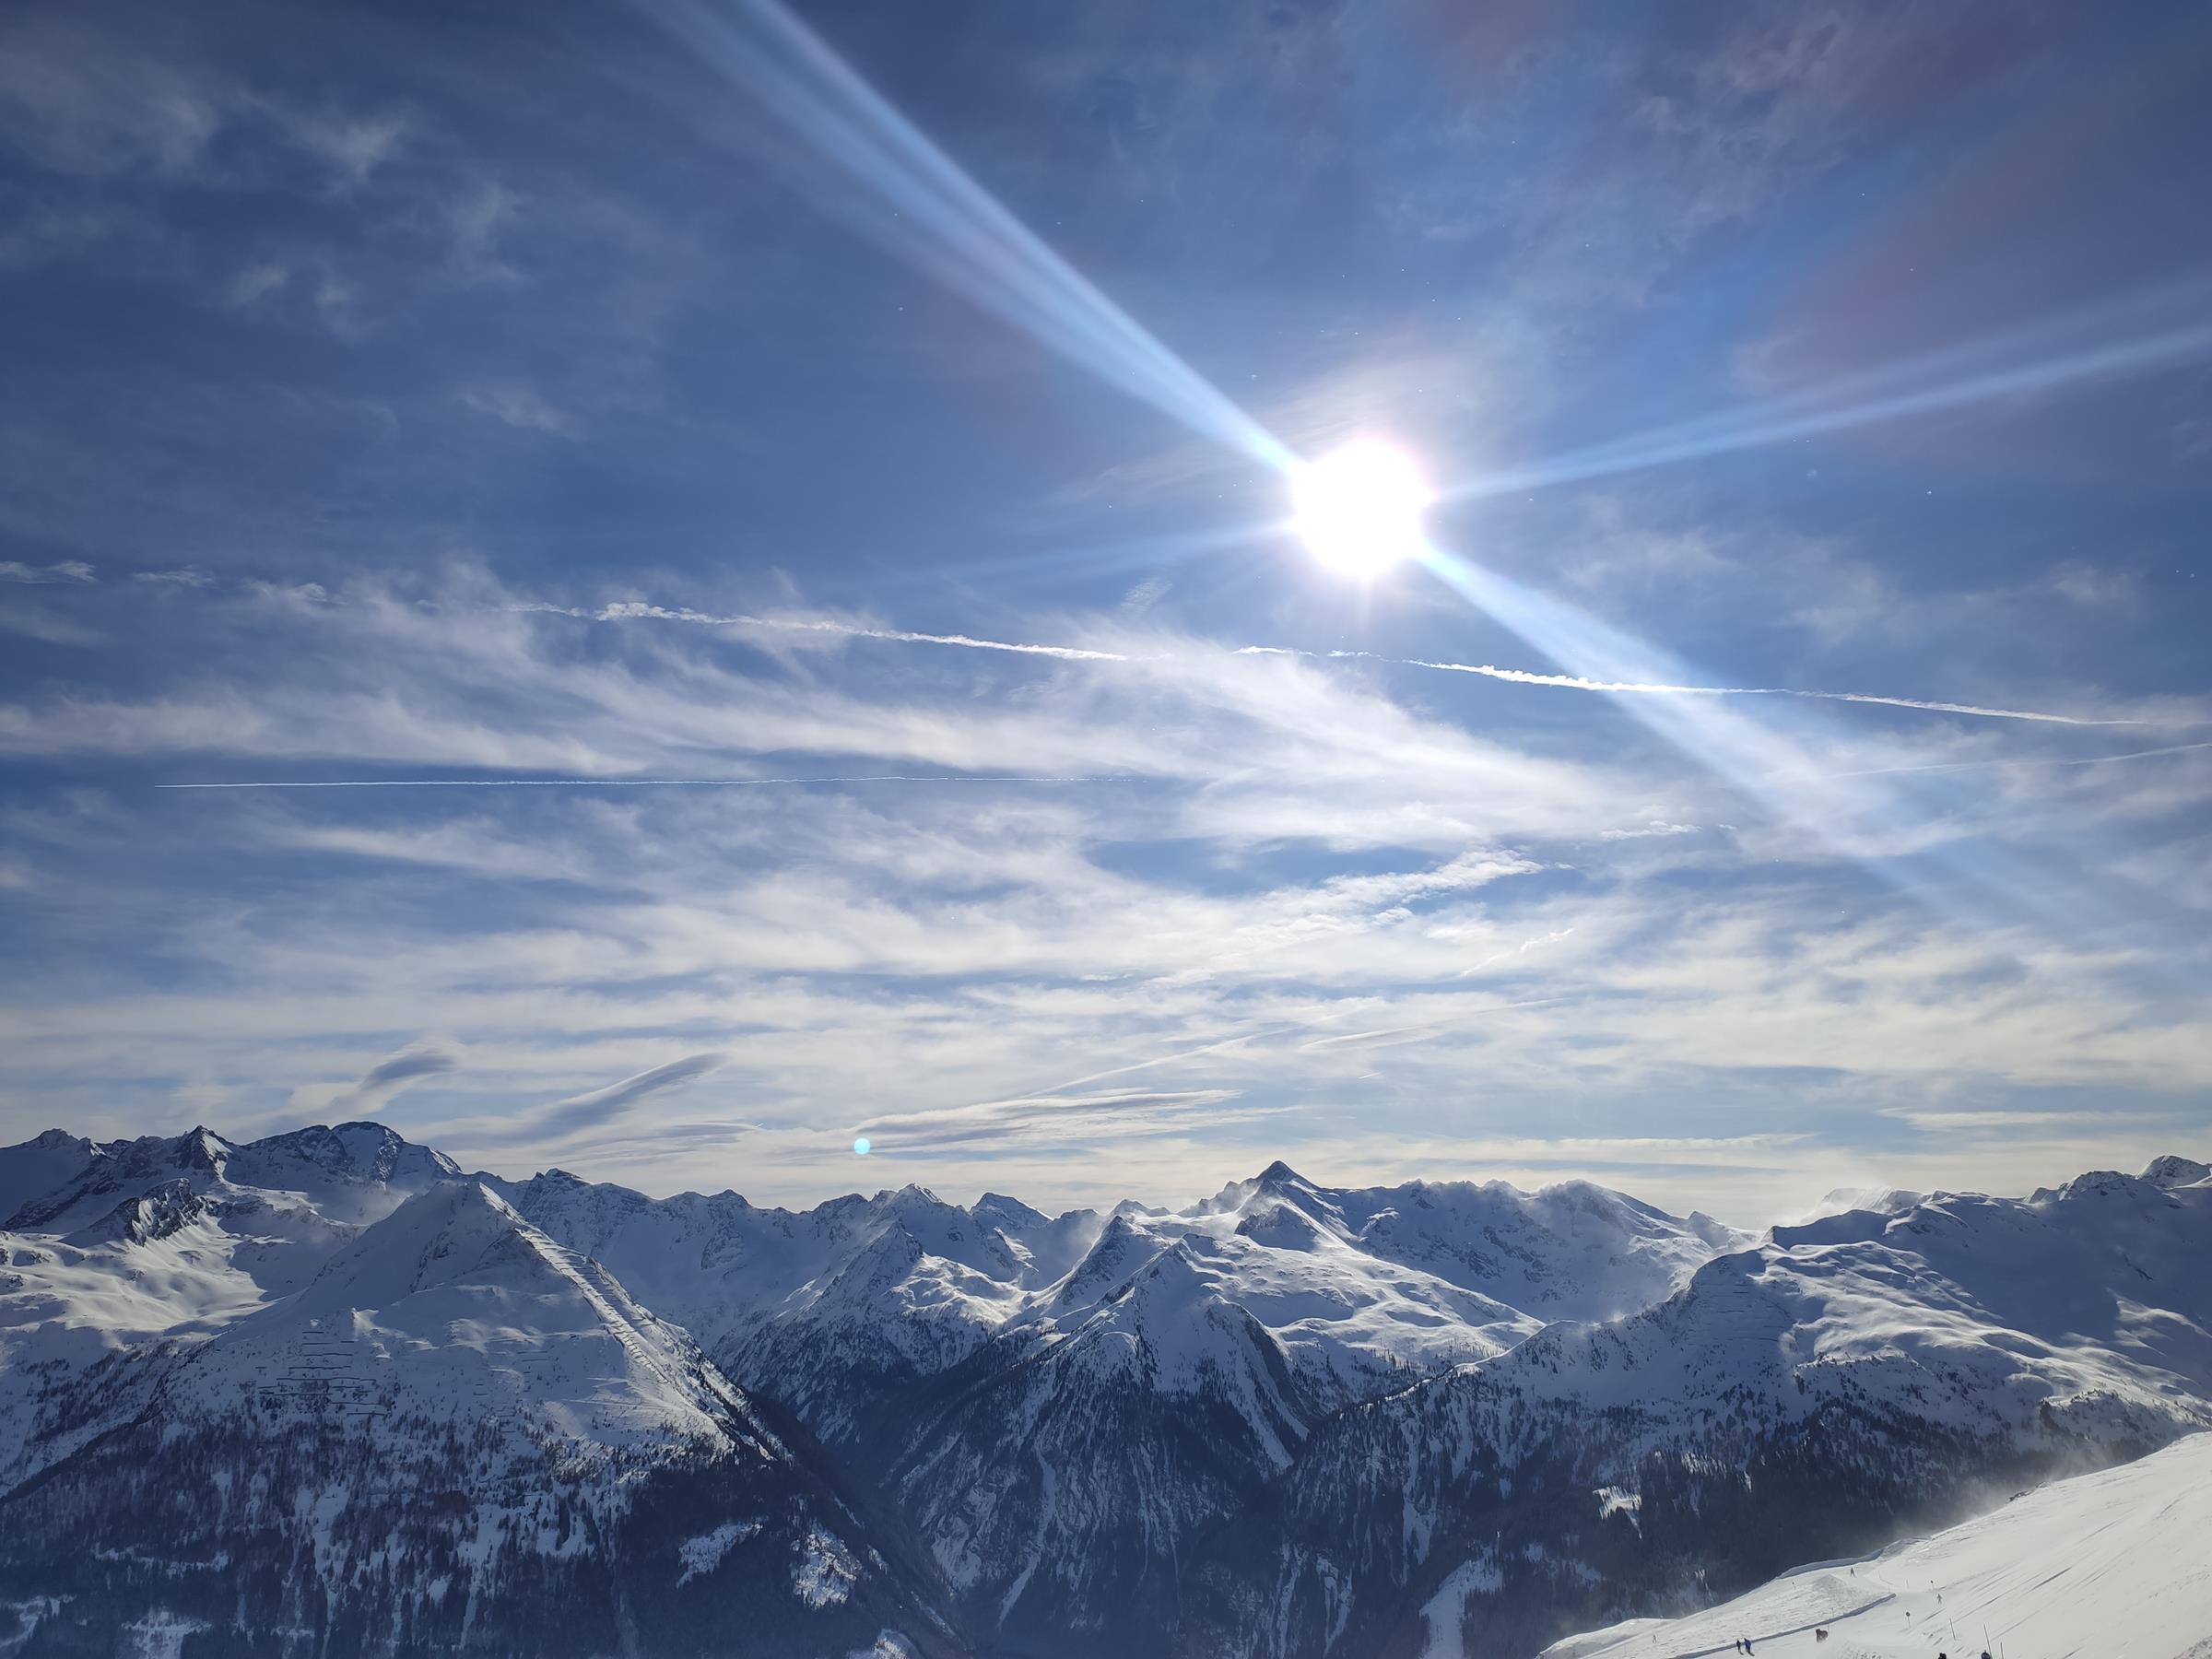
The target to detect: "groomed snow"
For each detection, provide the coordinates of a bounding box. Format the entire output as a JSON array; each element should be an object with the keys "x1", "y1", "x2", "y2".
[{"x1": 1541, "y1": 1431, "x2": 2212, "y2": 1659}]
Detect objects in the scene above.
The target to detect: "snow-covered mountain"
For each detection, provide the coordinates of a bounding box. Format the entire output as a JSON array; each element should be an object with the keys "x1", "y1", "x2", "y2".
[
  {"x1": 3, "y1": 1123, "x2": 2206, "y2": 1658},
  {"x1": 0, "y1": 1124, "x2": 456, "y2": 1495},
  {"x1": 477, "y1": 1152, "x2": 1749, "y2": 1649},
  {"x1": 0, "y1": 1179, "x2": 953, "y2": 1654},
  {"x1": 856, "y1": 1161, "x2": 1747, "y2": 1652},
  {"x1": 1540, "y1": 1428, "x2": 2212, "y2": 1659},
  {"x1": 0, "y1": 1131, "x2": 955, "y2": 1657}
]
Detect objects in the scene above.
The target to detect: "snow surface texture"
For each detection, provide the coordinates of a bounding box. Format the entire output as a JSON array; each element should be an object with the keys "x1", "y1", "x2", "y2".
[
  {"x1": 2, "y1": 1124, "x2": 2208, "y2": 1658},
  {"x1": 1536, "y1": 1430, "x2": 2212, "y2": 1659}
]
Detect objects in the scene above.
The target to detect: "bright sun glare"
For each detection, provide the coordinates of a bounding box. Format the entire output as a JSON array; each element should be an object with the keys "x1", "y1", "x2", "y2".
[{"x1": 1291, "y1": 440, "x2": 1431, "y2": 579}]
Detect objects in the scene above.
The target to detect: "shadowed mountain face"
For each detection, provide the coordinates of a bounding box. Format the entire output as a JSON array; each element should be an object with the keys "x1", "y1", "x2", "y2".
[{"x1": 2, "y1": 1125, "x2": 2207, "y2": 1658}]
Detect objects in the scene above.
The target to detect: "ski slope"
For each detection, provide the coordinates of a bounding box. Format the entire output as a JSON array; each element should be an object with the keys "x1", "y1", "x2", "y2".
[{"x1": 1541, "y1": 1432, "x2": 2212, "y2": 1659}]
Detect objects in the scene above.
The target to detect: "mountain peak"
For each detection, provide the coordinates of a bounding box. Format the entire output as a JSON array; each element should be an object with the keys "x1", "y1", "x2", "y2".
[
  {"x1": 1256, "y1": 1159, "x2": 1306, "y2": 1185},
  {"x1": 2142, "y1": 1154, "x2": 2210, "y2": 1190},
  {"x1": 74, "y1": 1176, "x2": 212, "y2": 1246},
  {"x1": 973, "y1": 1191, "x2": 1048, "y2": 1230},
  {"x1": 178, "y1": 1126, "x2": 232, "y2": 1170},
  {"x1": 289, "y1": 1179, "x2": 528, "y2": 1311}
]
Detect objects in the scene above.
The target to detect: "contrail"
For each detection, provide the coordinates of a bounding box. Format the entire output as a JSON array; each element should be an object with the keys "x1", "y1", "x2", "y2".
[
  {"x1": 1824, "y1": 740, "x2": 2212, "y2": 780},
  {"x1": 157, "y1": 774, "x2": 1139, "y2": 790},
  {"x1": 1245, "y1": 648, "x2": 2144, "y2": 727},
  {"x1": 515, "y1": 601, "x2": 1125, "y2": 660},
  {"x1": 540, "y1": 597, "x2": 2143, "y2": 727},
  {"x1": 1212, "y1": 639, "x2": 2140, "y2": 727}
]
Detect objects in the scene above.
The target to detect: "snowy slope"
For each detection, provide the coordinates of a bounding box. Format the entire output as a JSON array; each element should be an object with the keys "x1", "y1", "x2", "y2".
[
  {"x1": 1538, "y1": 1430, "x2": 2212, "y2": 1659},
  {"x1": 1494, "y1": 1160, "x2": 2212, "y2": 1436},
  {"x1": 0, "y1": 1122, "x2": 462, "y2": 1492},
  {"x1": 222, "y1": 1121, "x2": 464, "y2": 1224},
  {"x1": 485, "y1": 1170, "x2": 1060, "y2": 1444},
  {"x1": 1, "y1": 1120, "x2": 458, "y2": 1239},
  {"x1": 1194, "y1": 1161, "x2": 1748, "y2": 1325},
  {"x1": 0, "y1": 1130, "x2": 100, "y2": 1227},
  {"x1": 159, "y1": 1180, "x2": 738, "y2": 1447},
  {"x1": 3, "y1": 1126, "x2": 237, "y2": 1235}
]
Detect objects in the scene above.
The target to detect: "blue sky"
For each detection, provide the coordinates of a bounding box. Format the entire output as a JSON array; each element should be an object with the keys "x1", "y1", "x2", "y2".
[{"x1": 2, "y1": 0, "x2": 2207, "y2": 1218}]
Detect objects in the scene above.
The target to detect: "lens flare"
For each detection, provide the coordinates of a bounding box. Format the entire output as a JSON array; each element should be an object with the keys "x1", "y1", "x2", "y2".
[
  {"x1": 1292, "y1": 441, "x2": 1431, "y2": 579},
  {"x1": 642, "y1": 0, "x2": 1295, "y2": 473},
  {"x1": 852, "y1": 1136, "x2": 871, "y2": 1155}
]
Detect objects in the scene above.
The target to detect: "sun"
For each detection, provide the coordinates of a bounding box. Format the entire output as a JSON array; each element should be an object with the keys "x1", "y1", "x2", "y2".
[{"x1": 1291, "y1": 440, "x2": 1431, "y2": 579}]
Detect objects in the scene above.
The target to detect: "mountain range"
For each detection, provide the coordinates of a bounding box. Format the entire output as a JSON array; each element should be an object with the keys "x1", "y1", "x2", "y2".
[{"x1": 2, "y1": 1124, "x2": 2206, "y2": 1657}]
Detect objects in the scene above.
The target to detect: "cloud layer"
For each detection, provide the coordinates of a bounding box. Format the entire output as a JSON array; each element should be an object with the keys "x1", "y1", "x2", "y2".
[{"x1": 1, "y1": 0, "x2": 2207, "y2": 1220}]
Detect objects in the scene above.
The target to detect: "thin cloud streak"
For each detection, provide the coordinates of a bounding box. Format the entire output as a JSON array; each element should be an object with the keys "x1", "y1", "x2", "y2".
[
  {"x1": 1239, "y1": 647, "x2": 2148, "y2": 727},
  {"x1": 451, "y1": 1052, "x2": 730, "y2": 1145},
  {"x1": 158, "y1": 774, "x2": 1141, "y2": 789},
  {"x1": 325, "y1": 1038, "x2": 465, "y2": 1115},
  {"x1": 1825, "y1": 740, "x2": 2212, "y2": 779},
  {"x1": 513, "y1": 600, "x2": 1127, "y2": 661}
]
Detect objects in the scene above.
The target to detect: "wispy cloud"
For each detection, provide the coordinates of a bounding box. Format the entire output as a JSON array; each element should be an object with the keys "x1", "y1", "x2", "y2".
[
  {"x1": 261, "y1": 101, "x2": 408, "y2": 186},
  {"x1": 157, "y1": 773, "x2": 1136, "y2": 790},
  {"x1": 132, "y1": 568, "x2": 215, "y2": 587},
  {"x1": 0, "y1": 560, "x2": 95, "y2": 584},
  {"x1": 461, "y1": 384, "x2": 579, "y2": 438},
  {"x1": 322, "y1": 1038, "x2": 465, "y2": 1118},
  {"x1": 0, "y1": 17, "x2": 221, "y2": 177},
  {"x1": 453, "y1": 1052, "x2": 730, "y2": 1146},
  {"x1": 856, "y1": 1088, "x2": 1256, "y2": 1151}
]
